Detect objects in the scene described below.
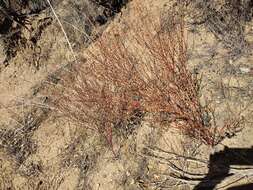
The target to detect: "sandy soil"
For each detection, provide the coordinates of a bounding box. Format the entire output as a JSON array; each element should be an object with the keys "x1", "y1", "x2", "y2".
[{"x1": 0, "y1": 0, "x2": 253, "y2": 190}]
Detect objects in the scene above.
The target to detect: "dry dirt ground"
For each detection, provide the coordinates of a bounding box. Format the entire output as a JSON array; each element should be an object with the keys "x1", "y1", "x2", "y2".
[{"x1": 0, "y1": 0, "x2": 253, "y2": 190}]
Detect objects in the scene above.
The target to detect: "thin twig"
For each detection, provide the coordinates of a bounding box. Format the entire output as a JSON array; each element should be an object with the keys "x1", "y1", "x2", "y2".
[{"x1": 46, "y1": 0, "x2": 77, "y2": 64}]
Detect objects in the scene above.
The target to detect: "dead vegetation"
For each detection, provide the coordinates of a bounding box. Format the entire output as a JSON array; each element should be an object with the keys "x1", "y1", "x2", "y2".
[
  {"x1": 140, "y1": 145, "x2": 253, "y2": 189},
  {"x1": 0, "y1": 0, "x2": 50, "y2": 65},
  {"x1": 54, "y1": 4, "x2": 244, "y2": 157},
  {"x1": 0, "y1": 0, "x2": 128, "y2": 67},
  {"x1": 189, "y1": 0, "x2": 253, "y2": 57},
  {"x1": 0, "y1": 106, "x2": 49, "y2": 165}
]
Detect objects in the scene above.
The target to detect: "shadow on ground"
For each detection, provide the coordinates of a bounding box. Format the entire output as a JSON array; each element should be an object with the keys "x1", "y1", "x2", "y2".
[{"x1": 194, "y1": 146, "x2": 253, "y2": 189}]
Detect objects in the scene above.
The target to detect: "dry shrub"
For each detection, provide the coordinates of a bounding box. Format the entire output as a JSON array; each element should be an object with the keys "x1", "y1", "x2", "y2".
[
  {"x1": 55, "y1": 4, "x2": 239, "y2": 152},
  {"x1": 127, "y1": 9, "x2": 214, "y2": 144},
  {"x1": 55, "y1": 42, "x2": 143, "y2": 154}
]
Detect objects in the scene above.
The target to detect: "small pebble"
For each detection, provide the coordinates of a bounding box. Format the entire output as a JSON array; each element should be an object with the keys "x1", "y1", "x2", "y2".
[
  {"x1": 239, "y1": 67, "x2": 251, "y2": 74},
  {"x1": 153, "y1": 174, "x2": 160, "y2": 180},
  {"x1": 129, "y1": 178, "x2": 135, "y2": 185}
]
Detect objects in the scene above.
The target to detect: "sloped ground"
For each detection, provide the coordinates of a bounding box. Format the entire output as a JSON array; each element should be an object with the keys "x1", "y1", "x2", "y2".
[{"x1": 0, "y1": 0, "x2": 253, "y2": 190}]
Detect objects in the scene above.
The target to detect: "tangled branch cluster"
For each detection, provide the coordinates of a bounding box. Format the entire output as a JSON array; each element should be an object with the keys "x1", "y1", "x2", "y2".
[{"x1": 55, "y1": 7, "x2": 241, "y2": 152}]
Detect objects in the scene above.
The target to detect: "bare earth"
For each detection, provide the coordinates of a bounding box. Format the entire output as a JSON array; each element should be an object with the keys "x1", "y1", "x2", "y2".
[{"x1": 0, "y1": 0, "x2": 253, "y2": 189}]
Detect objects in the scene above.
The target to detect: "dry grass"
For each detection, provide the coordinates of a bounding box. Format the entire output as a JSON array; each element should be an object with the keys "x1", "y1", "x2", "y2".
[
  {"x1": 189, "y1": 0, "x2": 251, "y2": 57},
  {"x1": 54, "y1": 5, "x2": 242, "y2": 153}
]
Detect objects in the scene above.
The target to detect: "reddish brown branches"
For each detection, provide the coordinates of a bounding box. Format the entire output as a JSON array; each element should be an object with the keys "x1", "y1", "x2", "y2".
[{"x1": 54, "y1": 7, "x2": 240, "y2": 151}]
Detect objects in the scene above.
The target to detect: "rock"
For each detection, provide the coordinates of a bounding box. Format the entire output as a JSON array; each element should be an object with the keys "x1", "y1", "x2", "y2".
[{"x1": 239, "y1": 67, "x2": 251, "y2": 74}]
